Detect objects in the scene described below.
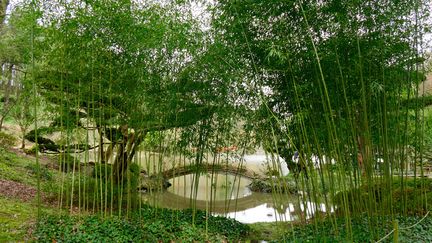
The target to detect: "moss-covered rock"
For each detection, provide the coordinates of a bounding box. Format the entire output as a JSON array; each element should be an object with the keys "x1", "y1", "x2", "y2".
[{"x1": 248, "y1": 178, "x2": 297, "y2": 194}]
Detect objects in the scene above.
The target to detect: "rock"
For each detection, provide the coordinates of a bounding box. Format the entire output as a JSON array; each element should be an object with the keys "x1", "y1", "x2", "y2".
[
  {"x1": 138, "y1": 175, "x2": 171, "y2": 192},
  {"x1": 248, "y1": 178, "x2": 298, "y2": 194}
]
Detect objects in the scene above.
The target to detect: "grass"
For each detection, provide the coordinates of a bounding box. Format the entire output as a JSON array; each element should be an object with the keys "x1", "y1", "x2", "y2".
[
  {"x1": 0, "y1": 197, "x2": 54, "y2": 242},
  {"x1": 0, "y1": 147, "x2": 54, "y2": 186},
  {"x1": 0, "y1": 147, "x2": 57, "y2": 241}
]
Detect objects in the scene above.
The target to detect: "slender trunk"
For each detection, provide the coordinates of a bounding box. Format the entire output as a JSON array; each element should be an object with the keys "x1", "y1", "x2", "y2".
[
  {"x1": 0, "y1": 64, "x2": 14, "y2": 131},
  {"x1": 0, "y1": 0, "x2": 10, "y2": 28},
  {"x1": 98, "y1": 127, "x2": 105, "y2": 163},
  {"x1": 19, "y1": 122, "x2": 29, "y2": 149},
  {"x1": 0, "y1": 116, "x2": 4, "y2": 132},
  {"x1": 104, "y1": 143, "x2": 114, "y2": 162},
  {"x1": 20, "y1": 127, "x2": 26, "y2": 149}
]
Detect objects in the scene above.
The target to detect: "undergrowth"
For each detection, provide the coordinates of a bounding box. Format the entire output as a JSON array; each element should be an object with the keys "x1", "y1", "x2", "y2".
[
  {"x1": 275, "y1": 214, "x2": 432, "y2": 242},
  {"x1": 34, "y1": 206, "x2": 251, "y2": 242}
]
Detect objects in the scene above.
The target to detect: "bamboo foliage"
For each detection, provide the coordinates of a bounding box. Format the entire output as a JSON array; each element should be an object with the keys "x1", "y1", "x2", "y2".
[{"x1": 7, "y1": 0, "x2": 429, "y2": 241}]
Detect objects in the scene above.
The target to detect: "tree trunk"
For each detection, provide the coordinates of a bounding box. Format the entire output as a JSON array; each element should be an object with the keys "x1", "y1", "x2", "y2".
[
  {"x1": 113, "y1": 141, "x2": 126, "y2": 183},
  {"x1": 20, "y1": 126, "x2": 27, "y2": 149},
  {"x1": 0, "y1": 116, "x2": 4, "y2": 132},
  {"x1": 0, "y1": 0, "x2": 9, "y2": 28},
  {"x1": 0, "y1": 64, "x2": 14, "y2": 131},
  {"x1": 112, "y1": 130, "x2": 145, "y2": 183},
  {"x1": 98, "y1": 127, "x2": 105, "y2": 163},
  {"x1": 104, "y1": 142, "x2": 114, "y2": 162}
]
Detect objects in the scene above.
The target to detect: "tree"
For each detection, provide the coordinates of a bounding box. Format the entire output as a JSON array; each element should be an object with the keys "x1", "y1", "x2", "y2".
[
  {"x1": 28, "y1": 0, "x2": 225, "y2": 181},
  {"x1": 0, "y1": 1, "x2": 38, "y2": 131},
  {"x1": 10, "y1": 80, "x2": 38, "y2": 149},
  {"x1": 212, "y1": 0, "x2": 429, "y2": 175}
]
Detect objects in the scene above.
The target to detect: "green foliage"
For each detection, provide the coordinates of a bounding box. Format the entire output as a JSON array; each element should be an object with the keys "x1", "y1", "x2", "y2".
[
  {"x1": 34, "y1": 207, "x2": 250, "y2": 242},
  {"x1": 34, "y1": 214, "x2": 154, "y2": 243},
  {"x1": 274, "y1": 215, "x2": 432, "y2": 243},
  {"x1": 0, "y1": 131, "x2": 16, "y2": 148},
  {"x1": 53, "y1": 162, "x2": 142, "y2": 210},
  {"x1": 334, "y1": 178, "x2": 432, "y2": 216},
  {"x1": 32, "y1": 0, "x2": 216, "y2": 132},
  {"x1": 143, "y1": 131, "x2": 165, "y2": 150},
  {"x1": 58, "y1": 153, "x2": 77, "y2": 173},
  {"x1": 248, "y1": 178, "x2": 298, "y2": 194},
  {"x1": 24, "y1": 163, "x2": 52, "y2": 181},
  {"x1": 23, "y1": 145, "x2": 37, "y2": 155},
  {"x1": 91, "y1": 163, "x2": 113, "y2": 181},
  {"x1": 214, "y1": 0, "x2": 430, "y2": 176},
  {"x1": 0, "y1": 197, "x2": 54, "y2": 242}
]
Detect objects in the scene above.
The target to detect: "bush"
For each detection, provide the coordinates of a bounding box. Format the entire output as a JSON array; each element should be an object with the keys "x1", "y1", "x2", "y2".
[
  {"x1": 248, "y1": 178, "x2": 298, "y2": 194},
  {"x1": 54, "y1": 162, "x2": 142, "y2": 210},
  {"x1": 58, "y1": 153, "x2": 77, "y2": 173},
  {"x1": 0, "y1": 131, "x2": 16, "y2": 148},
  {"x1": 25, "y1": 163, "x2": 53, "y2": 181},
  {"x1": 334, "y1": 178, "x2": 432, "y2": 216},
  {"x1": 23, "y1": 145, "x2": 38, "y2": 155}
]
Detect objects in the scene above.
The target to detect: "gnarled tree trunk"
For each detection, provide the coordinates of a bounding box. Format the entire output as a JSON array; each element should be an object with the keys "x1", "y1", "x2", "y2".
[{"x1": 112, "y1": 130, "x2": 146, "y2": 183}]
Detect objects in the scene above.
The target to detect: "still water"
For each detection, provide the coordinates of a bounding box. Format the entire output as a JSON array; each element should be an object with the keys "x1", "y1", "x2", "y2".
[{"x1": 142, "y1": 172, "x2": 333, "y2": 224}]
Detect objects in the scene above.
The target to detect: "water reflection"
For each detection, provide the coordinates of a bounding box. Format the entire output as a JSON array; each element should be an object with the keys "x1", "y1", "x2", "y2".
[
  {"x1": 222, "y1": 201, "x2": 334, "y2": 223},
  {"x1": 168, "y1": 173, "x2": 252, "y2": 201},
  {"x1": 142, "y1": 172, "x2": 333, "y2": 224}
]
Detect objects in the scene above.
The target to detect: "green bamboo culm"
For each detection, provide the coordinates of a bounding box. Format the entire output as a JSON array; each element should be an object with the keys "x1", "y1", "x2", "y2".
[
  {"x1": 12, "y1": 0, "x2": 430, "y2": 242},
  {"x1": 30, "y1": 0, "x2": 40, "y2": 221}
]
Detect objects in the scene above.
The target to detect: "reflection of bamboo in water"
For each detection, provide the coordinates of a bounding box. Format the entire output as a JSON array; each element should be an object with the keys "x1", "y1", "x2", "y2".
[{"x1": 143, "y1": 189, "x2": 316, "y2": 215}]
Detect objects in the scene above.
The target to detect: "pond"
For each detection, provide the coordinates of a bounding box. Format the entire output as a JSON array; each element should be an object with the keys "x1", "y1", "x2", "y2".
[{"x1": 142, "y1": 172, "x2": 333, "y2": 224}]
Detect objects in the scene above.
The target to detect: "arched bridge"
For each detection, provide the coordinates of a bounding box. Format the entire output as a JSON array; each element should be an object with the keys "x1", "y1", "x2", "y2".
[{"x1": 156, "y1": 163, "x2": 264, "y2": 180}]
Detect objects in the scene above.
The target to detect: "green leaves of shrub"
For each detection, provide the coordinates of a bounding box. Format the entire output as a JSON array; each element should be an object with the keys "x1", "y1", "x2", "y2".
[{"x1": 34, "y1": 206, "x2": 251, "y2": 242}]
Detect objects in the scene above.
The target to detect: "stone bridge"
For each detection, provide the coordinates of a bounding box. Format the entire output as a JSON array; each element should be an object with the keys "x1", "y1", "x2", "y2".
[{"x1": 155, "y1": 163, "x2": 264, "y2": 180}]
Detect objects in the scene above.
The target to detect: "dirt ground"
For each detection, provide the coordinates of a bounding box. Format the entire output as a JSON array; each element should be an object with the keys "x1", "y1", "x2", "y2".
[{"x1": 0, "y1": 179, "x2": 41, "y2": 202}]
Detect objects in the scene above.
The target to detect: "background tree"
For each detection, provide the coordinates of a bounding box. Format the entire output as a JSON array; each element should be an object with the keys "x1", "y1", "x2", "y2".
[
  {"x1": 0, "y1": 2, "x2": 38, "y2": 131},
  {"x1": 0, "y1": 0, "x2": 9, "y2": 28},
  {"x1": 10, "y1": 80, "x2": 38, "y2": 149}
]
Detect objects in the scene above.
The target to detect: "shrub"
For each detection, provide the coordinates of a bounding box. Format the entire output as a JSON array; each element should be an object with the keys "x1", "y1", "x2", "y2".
[
  {"x1": 334, "y1": 178, "x2": 432, "y2": 216},
  {"x1": 58, "y1": 153, "x2": 77, "y2": 173},
  {"x1": 54, "y1": 162, "x2": 142, "y2": 210},
  {"x1": 25, "y1": 163, "x2": 53, "y2": 181},
  {"x1": 23, "y1": 145, "x2": 37, "y2": 155},
  {"x1": 0, "y1": 131, "x2": 16, "y2": 148},
  {"x1": 248, "y1": 178, "x2": 297, "y2": 194}
]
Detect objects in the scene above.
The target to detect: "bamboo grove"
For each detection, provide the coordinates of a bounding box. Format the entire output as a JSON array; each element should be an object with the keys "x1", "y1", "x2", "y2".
[{"x1": 0, "y1": 0, "x2": 431, "y2": 241}]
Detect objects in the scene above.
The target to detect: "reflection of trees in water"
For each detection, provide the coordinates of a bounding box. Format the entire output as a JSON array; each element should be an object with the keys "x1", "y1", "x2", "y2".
[
  {"x1": 268, "y1": 198, "x2": 330, "y2": 222},
  {"x1": 143, "y1": 183, "x2": 333, "y2": 223},
  {"x1": 267, "y1": 200, "x2": 303, "y2": 221}
]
